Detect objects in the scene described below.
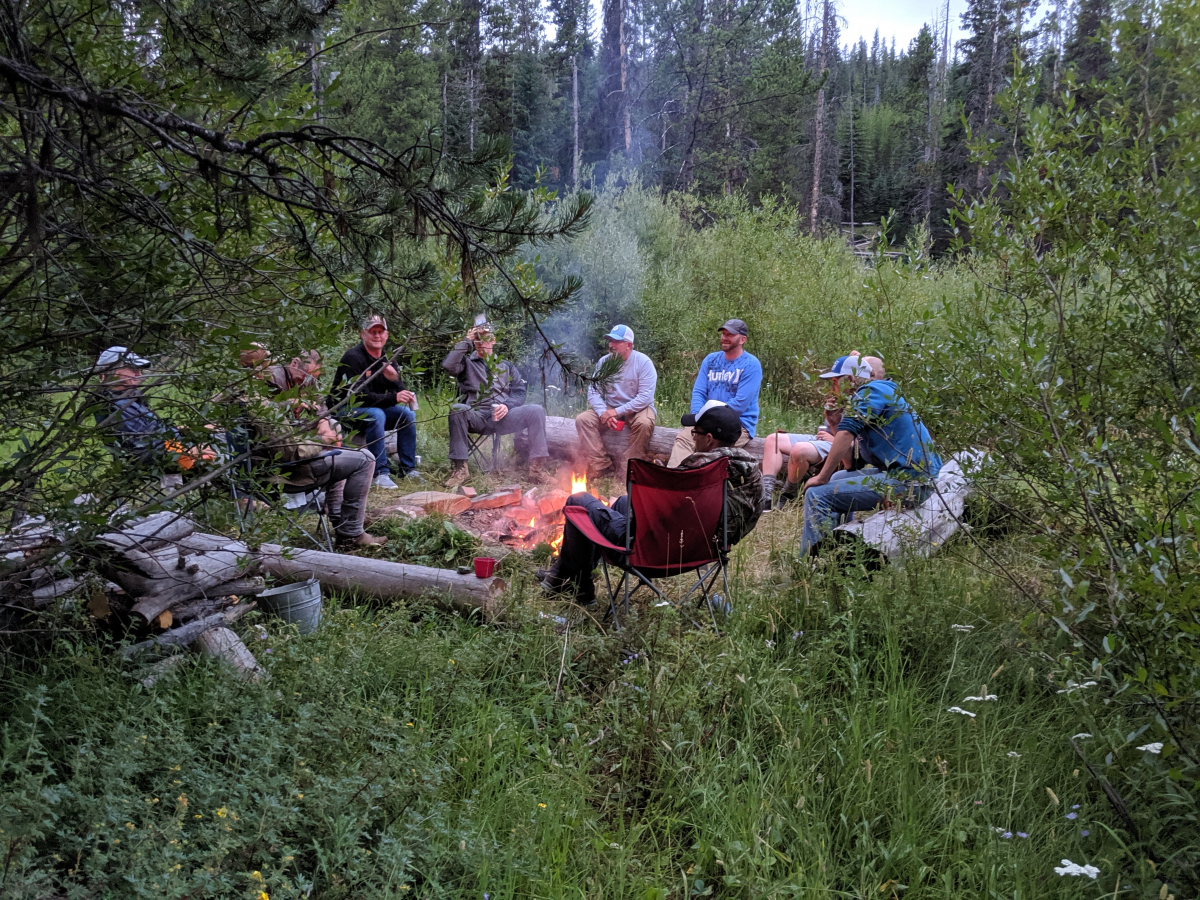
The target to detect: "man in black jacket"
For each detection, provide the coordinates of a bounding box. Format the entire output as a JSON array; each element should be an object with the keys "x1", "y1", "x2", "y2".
[
  {"x1": 326, "y1": 314, "x2": 419, "y2": 490},
  {"x1": 441, "y1": 323, "x2": 550, "y2": 489}
]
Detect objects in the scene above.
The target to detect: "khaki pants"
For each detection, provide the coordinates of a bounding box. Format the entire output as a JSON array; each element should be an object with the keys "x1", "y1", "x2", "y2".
[
  {"x1": 575, "y1": 407, "x2": 657, "y2": 476},
  {"x1": 667, "y1": 425, "x2": 751, "y2": 467}
]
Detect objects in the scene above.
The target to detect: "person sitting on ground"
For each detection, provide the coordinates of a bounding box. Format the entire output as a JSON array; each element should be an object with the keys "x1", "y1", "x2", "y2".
[
  {"x1": 761, "y1": 354, "x2": 885, "y2": 509},
  {"x1": 575, "y1": 324, "x2": 658, "y2": 480},
  {"x1": 799, "y1": 355, "x2": 941, "y2": 559},
  {"x1": 244, "y1": 351, "x2": 385, "y2": 548},
  {"x1": 92, "y1": 346, "x2": 216, "y2": 484},
  {"x1": 442, "y1": 322, "x2": 551, "y2": 489},
  {"x1": 326, "y1": 313, "x2": 419, "y2": 490},
  {"x1": 541, "y1": 403, "x2": 762, "y2": 606},
  {"x1": 667, "y1": 318, "x2": 761, "y2": 467}
]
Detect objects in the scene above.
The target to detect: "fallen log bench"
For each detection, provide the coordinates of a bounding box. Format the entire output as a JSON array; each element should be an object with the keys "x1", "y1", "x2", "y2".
[{"x1": 543, "y1": 415, "x2": 767, "y2": 464}]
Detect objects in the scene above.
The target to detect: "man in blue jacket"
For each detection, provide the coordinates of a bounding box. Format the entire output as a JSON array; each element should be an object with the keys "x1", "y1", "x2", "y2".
[
  {"x1": 799, "y1": 354, "x2": 942, "y2": 557},
  {"x1": 667, "y1": 319, "x2": 762, "y2": 467}
]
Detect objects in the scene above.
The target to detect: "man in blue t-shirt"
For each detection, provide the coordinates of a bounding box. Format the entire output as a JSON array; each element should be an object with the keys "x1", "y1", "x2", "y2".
[
  {"x1": 799, "y1": 354, "x2": 943, "y2": 557},
  {"x1": 667, "y1": 318, "x2": 763, "y2": 467}
]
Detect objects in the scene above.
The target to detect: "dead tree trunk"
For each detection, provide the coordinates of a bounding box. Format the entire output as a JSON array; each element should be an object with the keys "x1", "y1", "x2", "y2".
[{"x1": 808, "y1": 0, "x2": 830, "y2": 235}]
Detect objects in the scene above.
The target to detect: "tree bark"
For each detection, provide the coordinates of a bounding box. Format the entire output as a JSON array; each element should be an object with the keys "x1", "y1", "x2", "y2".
[{"x1": 808, "y1": 0, "x2": 830, "y2": 235}]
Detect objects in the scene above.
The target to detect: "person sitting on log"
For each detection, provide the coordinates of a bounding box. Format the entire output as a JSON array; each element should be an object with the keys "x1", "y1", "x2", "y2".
[
  {"x1": 575, "y1": 324, "x2": 658, "y2": 480},
  {"x1": 667, "y1": 318, "x2": 762, "y2": 467},
  {"x1": 326, "y1": 313, "x2": 420, "y2": 490},
  {"x1": 799, "y1": 354, "x2": 941, "y2": 559},
  {"x1": 244, "y1": 351, "x2": 386, "y2": 548},
  {"x1": 760, "y1": 354, "x2": 885, "y2": 510},
  {"x1": 442, "y1": 321, "x2": 552, "y2": 489},
  {"x1": 540, "y1": 403, "x2": 762, "y2": 606},
  {"x1": 92, "y1": 346, "x2": 217, "y2": 490}
]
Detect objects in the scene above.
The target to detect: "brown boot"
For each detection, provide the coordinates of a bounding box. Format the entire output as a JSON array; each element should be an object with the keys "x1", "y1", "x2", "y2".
[
  {"x1": 444, "y1": 461, "x2": 470, "y2": 490},
  {"x1": 336, "y1": 531, "x2": 388, "y2": 549},
  {"x1": 526, "y1": 458, "x2": 555, "y2": 481}
]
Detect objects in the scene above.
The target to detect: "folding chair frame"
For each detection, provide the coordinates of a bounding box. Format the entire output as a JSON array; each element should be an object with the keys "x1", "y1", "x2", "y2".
[
  {"x1": 570, "y1": 461, "x2": 732, "y2": 631},
  {"x1": 466, "y1": 431, "x2": 501, "y2": 474},
  {"x1": 227, "y1": 431, "x2": 339, "y2": 551}
]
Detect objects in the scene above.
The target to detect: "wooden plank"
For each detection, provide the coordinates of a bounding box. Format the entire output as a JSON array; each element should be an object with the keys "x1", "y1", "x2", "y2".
[
  {"x1": 470, "y1": 485, "x2": 523, "y2": 510},
  {"x1": 395, "y1": 491, "x2": 473, "y2": 516}
]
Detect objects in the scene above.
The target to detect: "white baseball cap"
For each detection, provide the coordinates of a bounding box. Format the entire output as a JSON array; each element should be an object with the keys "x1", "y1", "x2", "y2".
[
  {"x1": 605, "y1": 324, "x2": 635, "y2": 342},
  {"x1": 819, "y1": 354, "x2": 872, "y2": 379},
  {"x1": 96, "y1": 346, "x2": 150, "y2": 369}
]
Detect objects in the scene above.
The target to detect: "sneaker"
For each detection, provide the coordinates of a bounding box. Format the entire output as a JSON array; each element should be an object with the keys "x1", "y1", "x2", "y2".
[
  {"x1": 373, "y1": 474, "x2": 400, "y2": 490},
  {"x1": 444, "y1": 462, "x2": 470, "y2": 490},
  {"x1": 400, "y1": 469, "x2": 422, "y2": 480},
  {"x1": 335, "y1": 532, "x2": 388, "y2": 548}
]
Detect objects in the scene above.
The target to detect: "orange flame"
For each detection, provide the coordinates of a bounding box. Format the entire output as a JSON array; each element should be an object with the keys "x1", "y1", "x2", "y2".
[
  {"x1": 571, "y1": 471, "x2": 587, "y2": 494},
  {"x1": 528, "y1": 516, "x2": 537, "y2": 528}
]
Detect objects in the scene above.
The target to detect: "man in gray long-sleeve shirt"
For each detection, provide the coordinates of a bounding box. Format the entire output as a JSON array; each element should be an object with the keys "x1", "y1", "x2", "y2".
[
  {"x1": 442, "y1": 323, "x2": 550, "y2": 489},
  {"x1": 576, "y1": 324, "x2": 658, "y2": 479}
]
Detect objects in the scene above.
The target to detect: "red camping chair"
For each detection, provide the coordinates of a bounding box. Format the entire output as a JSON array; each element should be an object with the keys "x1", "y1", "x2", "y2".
[{"x1": 561, "y1": 457, "x2": 731, "y2": 629}]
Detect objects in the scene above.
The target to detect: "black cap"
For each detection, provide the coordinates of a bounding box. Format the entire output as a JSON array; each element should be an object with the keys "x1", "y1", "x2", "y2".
[
  {"x1": 683, "y1": 402, "x2": 742, "y2": 445},
  {"x1": 718, "y1": 318, "x2": 748, "y2": 336}
]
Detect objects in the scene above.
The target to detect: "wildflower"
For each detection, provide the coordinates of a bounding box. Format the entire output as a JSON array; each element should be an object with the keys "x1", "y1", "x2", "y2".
[
  {"x1": 258, "y1": 893, "x2": 270, "y2": 900},
  {"x1": 963, "y1": 694, "x2": 998, "y2": 702},
  {"x1": 1016, "y1": 832, "x2": 1028, "y2": 838},
  {"x1": 654, "y1": 601, "x2": 671, "y2": 607},
  {"x1": 947, "y1": 706, "x2": 977, "y2": 717},
  {"x1": 1071, "y1": 733, "x2": 1092, "y2": 740},
  {"x1": 766, "y1": 640, "x2": 775, "y2": 648},
  {"x1": 1080, "y1": 830, "x2": 1090, "y2": 837},
  {"x1": 251, "y1": 872, "x2": 264, "y2": 882},
  {"x1": 537, "y1": 803, "x2": 546, "y2": 808},
  {"x1": 1007, "y1": 751, "x2": 1021, "y2": 758},
  {"x1": 1054, "y1": 859, "x2": 1099, "y2": 879},
  {"x1": 792, "y1": 631, "x2": 801, "y2": 639},
  {"x1": 950, "y1": 624, "x2": 975, "y2": 633},
  {"x1": 1055, "y1": 680, "x2": 1097, "y2": 694},
  {"x1": 265, "y1": 648, "x2": 273, "y2": 654},
  {"x1": 1065, "y1": 812, "x2": 1077, "y2": 820},
  {"x1": 1001, "y1": 831, "x2": 1012, "y2": 839},
  {"x1": 216, "y1": 807, "x2": 227, "y2": 818},
  {"x1": 1071, "y1": 804, "x2": 1080, "y2": 809},
  {"x1": 1136, "y1": 742, "x2": 1163, "y2": 754}
]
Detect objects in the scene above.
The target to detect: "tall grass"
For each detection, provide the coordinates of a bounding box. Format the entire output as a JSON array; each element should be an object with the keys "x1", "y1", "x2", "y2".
[{"x1": 1, "y1": 515, "x2": 1146, "y2": 898}]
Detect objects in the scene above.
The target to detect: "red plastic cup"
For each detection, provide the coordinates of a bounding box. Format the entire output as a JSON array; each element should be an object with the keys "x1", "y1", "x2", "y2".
[
  {"x1": 612, "y1": 420, "x2": 626, "y2": 431},
  {"x1": 473, "y1": 557, "x2": 497, "y2": 578}
]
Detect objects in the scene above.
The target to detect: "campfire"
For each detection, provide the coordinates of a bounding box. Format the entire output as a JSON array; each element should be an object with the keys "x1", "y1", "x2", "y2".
[{"x1": 492, "y1": 469, "x2": 597, "y2": 551}]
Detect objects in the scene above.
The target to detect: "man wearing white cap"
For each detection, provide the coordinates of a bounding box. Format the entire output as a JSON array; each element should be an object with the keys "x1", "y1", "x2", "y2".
[
  {"x1": 92, "y1": 346, "x2": 215, "y2": 476},
  {"x1": 575, "y1": 324, "x2": 658, "y2": 479}
]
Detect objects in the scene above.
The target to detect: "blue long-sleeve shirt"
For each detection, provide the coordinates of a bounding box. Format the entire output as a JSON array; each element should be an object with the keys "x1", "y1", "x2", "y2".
[
  {"x1": 837, "y1": 379, "x2": 942, "y2": 479},
  {"x1": 690, "y1": 350, "x2": 763, "y2": 437}
]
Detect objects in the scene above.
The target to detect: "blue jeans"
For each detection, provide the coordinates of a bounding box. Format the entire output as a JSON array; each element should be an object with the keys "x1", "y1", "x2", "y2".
[
  {"x1": 342, "y1": 405, "x2": 417, "y2": 476},
  {"x1": 799, "y1": 468, "x2": 933, "y2": 557}
]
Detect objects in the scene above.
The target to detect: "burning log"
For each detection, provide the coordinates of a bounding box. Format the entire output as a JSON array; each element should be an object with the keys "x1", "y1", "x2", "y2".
[
  {"x1": 542, "y1": 416, "x2": 766, "y2": 465},
  {"x1": 470, "y1": 485, "x2": 523, "y2": 510}
]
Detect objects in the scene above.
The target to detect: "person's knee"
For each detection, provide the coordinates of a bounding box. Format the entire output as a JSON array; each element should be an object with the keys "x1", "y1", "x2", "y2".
[{"x1": 576, "y1": 410, "x2": 597, "y2": 426}]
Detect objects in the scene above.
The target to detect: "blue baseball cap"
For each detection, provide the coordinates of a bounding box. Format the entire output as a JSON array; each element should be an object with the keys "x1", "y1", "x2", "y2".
[
  {"x1": 819, "y1": 354, "x2": 872, "y2": 379},
  {"x1": 605, "y1": 324, "x2": 635, "y2": 343}
]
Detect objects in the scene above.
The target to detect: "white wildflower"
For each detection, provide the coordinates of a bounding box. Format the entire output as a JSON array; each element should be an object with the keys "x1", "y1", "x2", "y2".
[
  {"x1": 950, "y1": 624, "x2": 975, "y2": 633},
  {"x1": 1007, "y1": 751, "x2": 1021, "y2": 758},
  {"x1": 1136, "y1": 742, "x2": 1163, "y2": 754},
  {"x1": 653, "y1": 601, "x2": 672, "y2": 607},
  {"x1": 1056, "y1": 680, "x2": 1098, "y2": 694},
  {"x1": 963, "y1": 694, "x2": 999, "y2": 702},
  {"x1": 947, "y1": 706, "x2": 977, "y2": 717},
  {"x1": 1054, "y1": 859, "x2": 1100, "y2": 879},
  {"x1": 1071, "y1": 733, "x2": 1093, "y2": 740}
]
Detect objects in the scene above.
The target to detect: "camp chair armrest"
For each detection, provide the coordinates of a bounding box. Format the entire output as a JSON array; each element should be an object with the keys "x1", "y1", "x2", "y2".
[{"x1": 562, "y1": 505, "x2": 626, "y2": 553}]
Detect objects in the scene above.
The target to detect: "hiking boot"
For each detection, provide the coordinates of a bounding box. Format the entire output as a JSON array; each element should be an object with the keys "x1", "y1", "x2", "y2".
[
  {"x1": 526, "y1": 458, "x2": 555, "y2": 481},
  {"x1": 444, "y1": 461, "x2": 470, "y2": 490},
  {"x1": 373, "y1": 473, "x2": 400, "y2": 490},
  {"x1": 336, "y1": 531, "x2": 388, "y2": 549},
  {"x1": 777, "y1": 481, "x2": 802, "y2": 508},
  {"x1": 586, "y1": 461, "x2": 615, "y2": 482}
]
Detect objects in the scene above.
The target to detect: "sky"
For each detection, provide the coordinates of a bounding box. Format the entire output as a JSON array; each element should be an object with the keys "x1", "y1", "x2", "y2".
[{"x1": 839, "y1": 0, "x2": 968, "y2": 51}]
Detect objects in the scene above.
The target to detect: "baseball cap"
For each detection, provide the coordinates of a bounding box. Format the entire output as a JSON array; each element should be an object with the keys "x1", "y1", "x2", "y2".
[
  {"x1": 96, "y1": 346, "x2": 150, "y2": 369},
  {"x1": 681, "y1": 399, "x2": 729, "y2": 427},
  {"x1": 360, "y1": 312, "x2": 388, "y2": 331},
  {"x1": 819, "y1": 354, "x2": 872, "y2": 380},
  {"x1": 605, "y1": 324, "x2": 635, "y2": 343},
  {"x1": 692, "y1": 403, "x2": 743, "y2": 445},
  {"x1": 718, "y1": 318, "x2": 748, "y2": 336}
]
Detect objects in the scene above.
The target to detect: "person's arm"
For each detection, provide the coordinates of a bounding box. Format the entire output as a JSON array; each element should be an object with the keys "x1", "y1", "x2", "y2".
[
  {"x1": 360, "y1": 357, "x2": 403, "y2": 408},
  {"x1": 804, "y1": 429, "x2": 855, "y2": 489},
  {"x1": 689, "y1": 357, "x2": 710, "y2": 414},
  {"x1": 505, "y1": 362, "x2": 527, "y2": 407},
  {"x1": 725, "y1": 356, "x2": 762, "y2": 416},
  {"x1": 587, "y1": 357, "x2": 609, "y2": 416},
  {"x1": 614, "y1": 355, "x2": 656, "y2": 415},
  {"x1": 442, "y1": 339, "x2": 473, "y2": 377}
]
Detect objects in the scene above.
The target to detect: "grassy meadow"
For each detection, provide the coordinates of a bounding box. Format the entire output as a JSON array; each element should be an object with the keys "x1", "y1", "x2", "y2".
[{"x1": 1, "y1": 197, "x2": 1169, "y2": 899}]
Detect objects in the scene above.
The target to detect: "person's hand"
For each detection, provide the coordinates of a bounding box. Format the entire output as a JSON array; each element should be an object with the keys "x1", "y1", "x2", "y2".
[
  {"x1": 607, "y1": 416, "x2": 623, "y2": 431},
  {"x1": 805, "y1": 470, "x2": 831, "y2": 492},
  {"x1": 600, "y1": 407, "x2": 617, "y2": 425},
  {"x1": 382, "y1": 363, "x2": 400, "y2": 382},
  {"x1": 493, "y1": 403, "x2": 508, "y2": 422},
  {"x1": 316, "y1": 419, "x2": 340, "y2": 445},
  {"x1": 817, "y1": 429, "x2": 835, "y2": 442},
  {"x1": 396, "y1": 389, "x2": 415, "y2": 405},
  {"x1": 189, "y1": 445, "x2": 217, "y2": 463}
]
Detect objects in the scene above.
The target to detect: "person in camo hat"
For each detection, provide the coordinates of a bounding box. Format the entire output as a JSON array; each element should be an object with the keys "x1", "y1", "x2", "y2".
[
  {"x1": 541, "y1": 402, "x2": 762, "y2": 606},
  {"x1": 667, "y1": 318, "x2": 761, "y2": 467},
  {"x1": 575, "y1": 324, "x2": 658, "y2": 480}
]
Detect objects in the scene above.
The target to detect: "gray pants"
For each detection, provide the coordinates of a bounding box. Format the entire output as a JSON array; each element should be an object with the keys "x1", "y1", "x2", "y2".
[
  {"x1": 449, "y1": 404, "x2": 549, "y2": 462},
  {"x1": 305, "y1": 447, "x2": 374, "y2": 538}
]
